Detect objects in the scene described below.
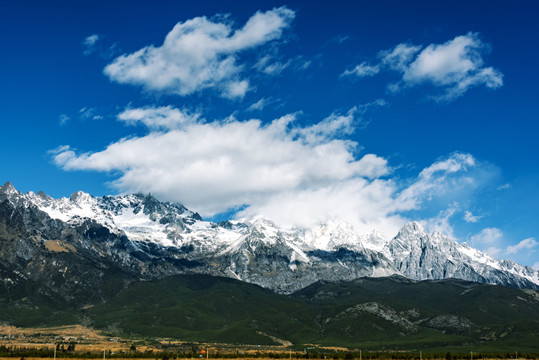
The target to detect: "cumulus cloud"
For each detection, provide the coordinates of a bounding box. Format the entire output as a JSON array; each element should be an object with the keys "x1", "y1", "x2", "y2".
[
  {"x1": 104, "y1": 7, "x2": 295, "y2": 99},
  {"x1": 53, "y1": 107, "x2": 377, "y2": 215},
  {"x1": 398, "y1": 33, "x2": 503, "y2": 100},
  {"x1": 52, "y1": 103, "x2": 489, "y2": 239},
  {"x1": 344, "y1": 33, "x2": 503, "y2": 101}
]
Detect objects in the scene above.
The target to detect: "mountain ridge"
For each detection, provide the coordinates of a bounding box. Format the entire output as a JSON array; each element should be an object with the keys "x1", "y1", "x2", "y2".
[{"x1": 1, "y1": 181, "x2": 537, "y2": 295}]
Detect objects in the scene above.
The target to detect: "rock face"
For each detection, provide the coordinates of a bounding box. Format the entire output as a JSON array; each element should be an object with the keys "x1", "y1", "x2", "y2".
[{"x1": 0, "y1": 181, "x2": 537, "y2": 298}]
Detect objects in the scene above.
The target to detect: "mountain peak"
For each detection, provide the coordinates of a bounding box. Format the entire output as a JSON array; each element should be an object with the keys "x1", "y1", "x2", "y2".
[
  {"x1": 1, "y1": 181, "x2": 19, "y2": 196},
  {"x1": 398, "y1": 221, "x2": 427, "y2": 237},
  {"x1": 70, "y1": 190, "x2": 93, "y2": 203}
]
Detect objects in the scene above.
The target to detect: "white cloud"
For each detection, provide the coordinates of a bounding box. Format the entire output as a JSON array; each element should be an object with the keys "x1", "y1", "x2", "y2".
[
  {"x1": 506, "y1": 238, "x2": 538, "y2": 255},
  {"x1": 52, "y1": 104, "x2": 489, "y2": 240},
  {"x1": 59, "y1": 114, "x2": 70, "y2": 126},
  {"x1": 421, "y1": 206, "x2": 458, "y2": 239},
  {"x1": 248, "y1": 97, "x2": 270, "y2": 111},
  {"x1": 334, "y1": 35, "x2": 350, "y2": 44},
  {"x1": 346, "y1": 33, "x2": 503, "y2": 101},
  {"x1": 255, "y1": 54, "x2": 314, "y2": 75},
  {"x1": 54, "y1": 107, "x2": 381, "y2": 216},
  {"x1": 470, "y1": 227, "x2": 503, "y2": 246},
  {"x1": 396, "y1": 153, "x2": 477, "y2": 210},
  {"x1": 356, "y1": 99, "x2": 388, "y2": 114},
  {"x1": 400, "y1": 33, "x2": 503, "y2": 100},
  {"x1": 104, "y1": 7, "x2": 295, "y2": 99},
  {"x1": 83, "y1": 34, "x2": 100, "y2": 55},
  {"x1": 341, "y1": 62, "x2": 380, "y2": 78},
  {"x1": 468, "y1": 229, "x2": 537, "y2": 259},
  {"x1": 380, "y1": 43, "x2": 422, "y2": 72},
  {"x1": 293, "y1": 107, "x2": 357, "y2": 144},
  {"x1": 464, "y1": 210, "x2": 483, "y2": 223},
  {"x1": 237, "y1": 178, "x2": 407, "y2": 238},
  {"x1": 79, "y1": 107, "x2": 103, "y2": 120},
  {"x1": 118, "y1": 106, "x2": 200, "y2": 130},
  {"x1": 469, "y1": 227, "x2": 504, "y2": 256},
  {"x1": 255, "y1": 55, "x2": 291, "y2": 75}
]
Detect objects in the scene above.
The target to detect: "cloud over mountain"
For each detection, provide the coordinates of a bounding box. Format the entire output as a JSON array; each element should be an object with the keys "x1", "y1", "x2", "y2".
[{"x1": 52, "y1": 103, "x2": 493, "y2": 239}]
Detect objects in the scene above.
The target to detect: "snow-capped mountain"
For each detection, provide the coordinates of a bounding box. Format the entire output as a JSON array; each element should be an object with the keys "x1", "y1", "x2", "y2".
[
  {"x1": 1, "y1": 181, "x2": 537, "y2": 294},
  {"x1": 385, "y1": 221, "x2": 538, "y2": 288}
]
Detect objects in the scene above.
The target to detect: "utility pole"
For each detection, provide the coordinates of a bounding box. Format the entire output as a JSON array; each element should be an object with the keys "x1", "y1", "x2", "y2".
[
  {"x1": 104, "y1": 348, "x2": 106, "y2": 360},
  {"x1": 470, "y1": 351, "x2": 473, "y2": 360},
  {"x1": 54, "y1": 345, "x2": 56, "y2": 360},
  {"x1": 360, "y1": 350, "x2": 362, "y2": 360}
]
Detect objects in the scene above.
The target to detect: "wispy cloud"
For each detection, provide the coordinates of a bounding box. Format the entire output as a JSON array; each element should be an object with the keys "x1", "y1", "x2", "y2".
[
  {"x1": 469, "y1": 228, "x2": 537, "y2": 258},
  {"x1": 104, "y1": 7, "x2": 295, "y2": 99},
  {"x1": 118, "y1": 105, "x2": 200, "y2": 130},
  {"x1": 469, "y1": 227, "x2": 504, "y2": 256},
  {"x1": 341, "y1": 62, "x2": 380, "y2": 78},
  {"x1": 58, "y1": 114, "x2": 71, "y2": 126},
  {"x1": 82, "y1": 34, "x2": 119, "y2": 59},
  {"x1": 82, "y1": 34, "x2": 100, "y2": 55},
  {"x1": 421, "y1": 205, "x2": 458, "y2": 239},
  {"x1": 79, "y1": 107, "x2": 103, "y2": 120},
  {"x1": 333, "y1": 35, "x2": 350, "y2": 45},
  {"x1": 255, "y1": 55, "x2": 291, "y2": 75},
  {"x1": 464, "y1": 210, "x2": 483, "y2": 223},
  {"x1": 247, "y1": 97, "x2": 281, "y2": 112},
  {"x1": 506, "y1": 238, "x2": 538, "y2": 255}
]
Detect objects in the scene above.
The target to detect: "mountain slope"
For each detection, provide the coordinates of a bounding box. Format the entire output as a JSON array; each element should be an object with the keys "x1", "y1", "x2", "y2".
[{"x1": 86, "y1": 274, "x2": 539, "y2": 351}]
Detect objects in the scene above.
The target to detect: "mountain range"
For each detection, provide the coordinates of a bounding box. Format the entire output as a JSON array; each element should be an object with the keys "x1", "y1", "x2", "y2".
[{"x1": 1, "y1": 180, "x2": 537, "y2": 299}]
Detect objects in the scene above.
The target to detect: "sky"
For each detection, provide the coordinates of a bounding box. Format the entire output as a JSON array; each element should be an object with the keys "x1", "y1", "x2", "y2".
[{"x1": 1, "y1": 1, "x2": 538, "y2": 268}]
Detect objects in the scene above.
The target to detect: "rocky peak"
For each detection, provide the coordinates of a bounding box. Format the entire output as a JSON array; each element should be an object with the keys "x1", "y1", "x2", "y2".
[
  {"x1": 397, "y1": 221, "x2": 427, "y2": 238},
  {"x1": 0, "y1": 181, "x2": 20, "y2": 198},
  {"x1": 69, "y1": 190, "x2": 93, "y2": 203}
]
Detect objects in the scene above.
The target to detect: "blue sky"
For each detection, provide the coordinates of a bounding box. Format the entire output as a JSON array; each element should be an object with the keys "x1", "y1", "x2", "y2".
[{"x1": 1, "y1": 1, "x2": 538, "y2": 267}]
